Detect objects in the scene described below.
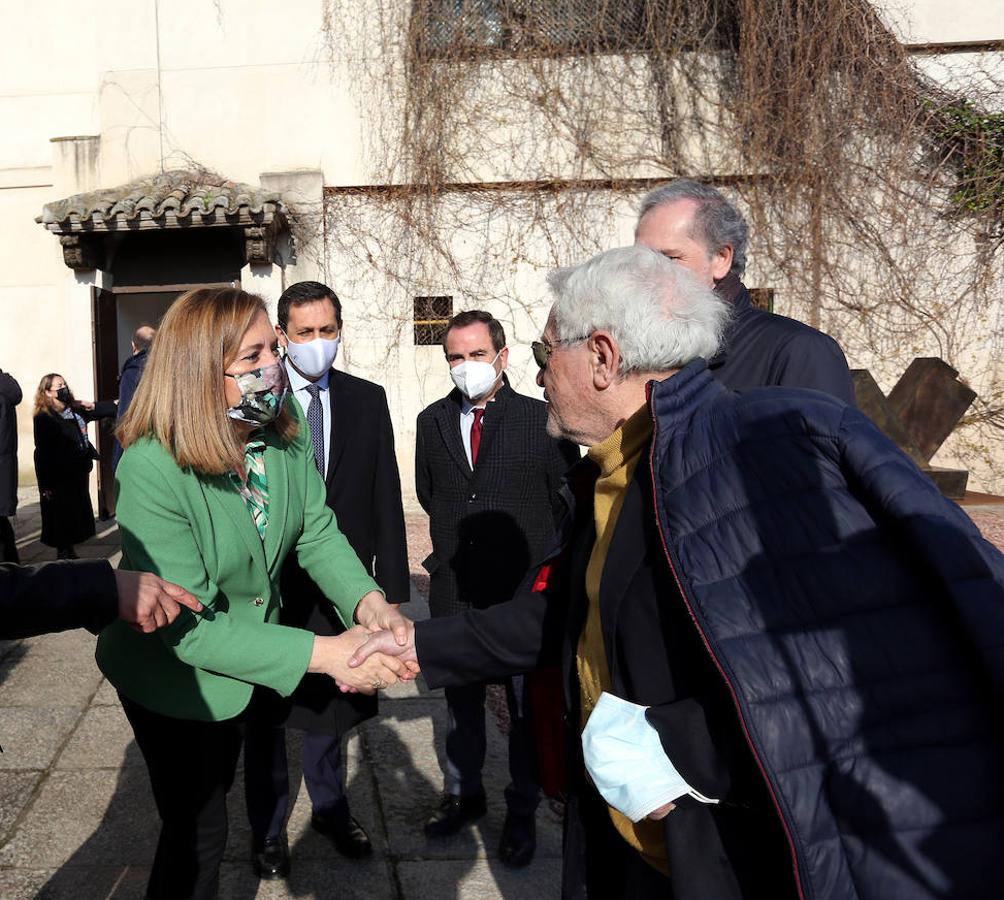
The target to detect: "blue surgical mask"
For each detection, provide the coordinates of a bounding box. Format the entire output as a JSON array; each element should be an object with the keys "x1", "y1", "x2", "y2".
[
  {"x1": 581, "y1": 692, "x2": 719, "y2": 822},
  {"x1": 225, "y1": 361, "x2": 290, "y2": 425}
]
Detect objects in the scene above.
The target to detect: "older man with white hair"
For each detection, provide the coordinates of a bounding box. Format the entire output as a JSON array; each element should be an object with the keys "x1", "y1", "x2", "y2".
[{"x1": 355, "y1": 245, "x2": 1004, "y2": 900}]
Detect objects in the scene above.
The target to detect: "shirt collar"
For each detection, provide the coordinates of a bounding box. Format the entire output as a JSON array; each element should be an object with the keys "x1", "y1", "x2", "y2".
[
  {"x1": 461, "y1": 395, "x2": 496, "y2": 416},
  {"x1": 285, "y1": 359, "x2": 330, "y2": 393}
]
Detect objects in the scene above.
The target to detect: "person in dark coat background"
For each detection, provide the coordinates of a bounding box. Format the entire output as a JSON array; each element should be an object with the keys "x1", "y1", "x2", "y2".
[
  {"x1": 112, "y1": 323, "x2": 155, "y2": 469},
  {"x1": 356, "y1": 246, "x2": 1004, "y2": 900},
  {"x1": 33, "y1": 373, "x2": 116, "y2": 559},
  {"x1": 241, "y1": 281, "x2": 411, "y2": 880},
  {"x1": 635, "y1": 178, "x2": 856, "y2": 404},
  {"x1": 415, "y1": 310, "x2": 580, "y2": 867},
  {"x1": 0, "y1": 368, "x2": 22, "y2": 562}
]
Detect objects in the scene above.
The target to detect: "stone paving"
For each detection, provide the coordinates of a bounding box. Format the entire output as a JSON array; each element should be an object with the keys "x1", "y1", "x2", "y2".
[{"x1": 1, "y1": 486, "x2": 1003, "y2": 899}]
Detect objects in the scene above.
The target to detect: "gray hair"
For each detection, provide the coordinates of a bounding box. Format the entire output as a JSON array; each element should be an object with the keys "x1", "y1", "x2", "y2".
[
  {"x1": 547, "y1": 245, "x2": 730, "y2": 374},
  {"x1": 637, "y1": 179, "x2": 748, "y2": 278}
]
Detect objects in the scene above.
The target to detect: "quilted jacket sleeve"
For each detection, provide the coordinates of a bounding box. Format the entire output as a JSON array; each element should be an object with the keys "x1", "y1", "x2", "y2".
[{"x1": 837, "y1": 404, "x2": 1004, "y2": 695}]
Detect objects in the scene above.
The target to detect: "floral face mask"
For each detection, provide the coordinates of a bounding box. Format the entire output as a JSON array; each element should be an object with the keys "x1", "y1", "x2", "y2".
[{"x1": 224, "y1": 361, "x2": 290, "y2": 426}]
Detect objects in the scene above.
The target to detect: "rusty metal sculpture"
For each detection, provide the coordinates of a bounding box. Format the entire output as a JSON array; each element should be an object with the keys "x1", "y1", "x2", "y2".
[{"x1": 852, "y1": 359, "x2": 976, "y2": 499}]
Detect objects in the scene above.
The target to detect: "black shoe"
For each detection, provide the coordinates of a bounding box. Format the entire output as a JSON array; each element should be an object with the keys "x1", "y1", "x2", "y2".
[
  {"x1": 252, "y1": 835, "x2": 290, "y2": 880},
  {"x1": 311, "y1": 810, "x2": 373, "y2": 859},
  {"x1": 424, "y1": 791, "x2": 488, "y2": 837},
  {"x1": 499, "y1": 812, "x2": 536, "y2": 868}
]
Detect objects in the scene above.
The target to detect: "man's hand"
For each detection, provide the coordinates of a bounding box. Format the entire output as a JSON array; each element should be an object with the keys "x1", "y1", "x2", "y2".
[
  {"x1": 114, "y1": 570, "x2": 204, "y2": 633},
  {"x1": 353, "y1": 590, "x2": 413, "y2": 646},
  {"x1": 348, "y1": 628, "x2": 420, "y2": 675},
  {"x1": 648, "y1": 802, "x2": 676, "y2": 821},
  {"x1": 308, "y1": 627, "x2": 412, "y2": 694}
]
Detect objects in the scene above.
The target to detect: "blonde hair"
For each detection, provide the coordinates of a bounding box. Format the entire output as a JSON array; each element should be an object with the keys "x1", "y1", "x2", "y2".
[
  {"x1": 33, "y1": 373, "x2": 73, "y2": 417},
  {"x1": 117, "y1": 287, "x2": 297, "y2": 475}
]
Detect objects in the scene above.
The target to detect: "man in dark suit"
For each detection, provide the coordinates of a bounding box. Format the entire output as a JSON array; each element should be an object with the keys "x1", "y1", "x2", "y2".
[
  {"x1": 112, "y1": 324, "x2": 155, "y2": 469},
  {"x1": 416, "y1": 310, "x2": 579, "y2": 866},
  {"x1": 242, "y1": 281, "x2": 410, "y2": 879}
]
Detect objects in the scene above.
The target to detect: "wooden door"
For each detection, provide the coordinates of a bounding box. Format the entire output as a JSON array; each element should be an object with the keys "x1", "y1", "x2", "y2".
[{"x1": 91, "y1": 286, "x2": 118, "y2": 519}]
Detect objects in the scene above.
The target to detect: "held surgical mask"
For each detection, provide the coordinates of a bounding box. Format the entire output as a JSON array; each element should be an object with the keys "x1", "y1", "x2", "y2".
[
  {"x1": 581, "y1": 691, "x2": 719, "y2": 823},
  {"x1": 225, "y1": 362, "x2": 290, "y2": 426},
  {"x1": 450, "y1": 348, "x2": 504, "y2": 401},
  {"x1": 282, "y1": 331, "x2": 340, "y2": 379}
]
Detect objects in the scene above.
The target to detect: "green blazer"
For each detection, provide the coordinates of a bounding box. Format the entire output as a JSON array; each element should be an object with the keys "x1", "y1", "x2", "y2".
[{"x1": 95, "y1": 410, "x2": 381, "y2": 721}]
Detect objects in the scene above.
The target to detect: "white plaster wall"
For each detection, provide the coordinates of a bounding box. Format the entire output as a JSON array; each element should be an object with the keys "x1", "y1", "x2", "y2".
[{"x1": 0, "y1": 0, "x2": 1002, "y2": 501}]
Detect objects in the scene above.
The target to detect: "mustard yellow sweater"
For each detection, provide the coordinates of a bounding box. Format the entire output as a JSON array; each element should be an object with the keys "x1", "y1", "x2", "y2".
[{"x1": 577, "y1": 404, "x2": 668, "y2": 874}]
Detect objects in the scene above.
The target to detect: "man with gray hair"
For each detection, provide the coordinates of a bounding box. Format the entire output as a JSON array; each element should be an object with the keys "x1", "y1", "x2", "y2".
[
  {"x1": 635, "y1": 179, "x2": 856, "y2": 403},
  {"x1": 354, "y1": 246, "x2": 1004, "y2": 900}
]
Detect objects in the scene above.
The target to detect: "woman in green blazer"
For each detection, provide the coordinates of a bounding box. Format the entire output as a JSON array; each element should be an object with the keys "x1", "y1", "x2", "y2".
[{"x1": 96, "y1": 287, "x2": 413, "y2": 900}]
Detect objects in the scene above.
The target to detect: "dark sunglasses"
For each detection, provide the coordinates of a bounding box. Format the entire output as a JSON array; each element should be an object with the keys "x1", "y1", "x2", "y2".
[{"x1": 531, "y1": 337, "x2": 587, "y2": 370}]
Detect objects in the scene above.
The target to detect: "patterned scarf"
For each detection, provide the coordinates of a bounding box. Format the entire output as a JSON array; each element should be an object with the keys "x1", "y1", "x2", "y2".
[{"x1": 230, "y1": 436, "x2": 268, "y2": 540}]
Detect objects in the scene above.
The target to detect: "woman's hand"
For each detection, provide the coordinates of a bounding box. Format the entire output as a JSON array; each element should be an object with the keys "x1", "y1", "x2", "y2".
[
  {"x1": 307, "y1": 627, "x2": 406, "y2": 694},
  {"x1": 353, "y1": 590, "x2": 412, "y2": 646}
]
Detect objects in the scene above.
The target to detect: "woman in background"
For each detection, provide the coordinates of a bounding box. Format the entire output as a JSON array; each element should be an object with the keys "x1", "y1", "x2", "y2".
[{"x1": 33, "y1": 373, "x2": 115, "y2": 558}]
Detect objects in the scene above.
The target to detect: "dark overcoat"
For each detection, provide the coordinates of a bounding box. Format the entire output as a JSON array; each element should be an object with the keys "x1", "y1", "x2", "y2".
[
  {"x1": 34, "y1": 401, "x2": 116, "y2": 548},
  {"x1": 713, "y1": 273, "x2": 856, "y2": 404},
  {"x1": 0, "y1": 372, "x2": 22, "y2": 517},
  {"x1": 416, "y1": 360, "x2": 1004, "y2": 900},
  {"x1": 278, "y1": 370, "x2": 410, "y2": 735}
]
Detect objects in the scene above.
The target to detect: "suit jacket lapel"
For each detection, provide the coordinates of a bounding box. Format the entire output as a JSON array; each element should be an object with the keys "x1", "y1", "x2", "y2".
[
  {"x1": 598, "y1": 471, "x2": 648, "y2": 682},
  {"x1": 263, "y1": 429, "x2": 290, "y2": 573},
  {"x1": 435, "y1": 392, "x2": 472, "y2": 477},
  {"x1": 204, "y1": 473, "x2": 269, "y2": 581},
  {"x1": 325, "y1": 370, "x2": 347, "y2": 486}
]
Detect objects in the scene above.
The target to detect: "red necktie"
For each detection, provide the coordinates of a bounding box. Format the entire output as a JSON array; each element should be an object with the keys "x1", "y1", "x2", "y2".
[{"x1": 470, "y1": 408, "x2": 484, "y2": 466}]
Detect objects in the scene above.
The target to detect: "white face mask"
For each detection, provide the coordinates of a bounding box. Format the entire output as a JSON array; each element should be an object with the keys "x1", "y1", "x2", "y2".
[
  {"x1": 582, "y1": 692, "x2": 719, "y2": 822},
  {"x1": 282, "y1": 332, "x2": 340, "y2": 379},
  {"x1": 450, "y1": 348, "x2": 504, "y2": 401}
]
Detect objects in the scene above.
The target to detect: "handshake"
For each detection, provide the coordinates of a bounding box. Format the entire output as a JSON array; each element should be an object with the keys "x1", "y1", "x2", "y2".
[{"x1": 306, "y1": 592, "x2": 421, "y2": 695}]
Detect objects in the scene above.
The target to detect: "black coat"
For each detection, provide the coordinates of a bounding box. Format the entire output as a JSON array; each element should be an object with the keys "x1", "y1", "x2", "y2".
[
  {"x1": 279, "y1": 370, "x2": 410, "y2": 735},
  {"x1": 33, "y1": 401, "x2": 116, "y2": 548},
  {"x1": 415, "y1": 377, "x2": 580, "y2": 618},
  {"x1": 712, "y1": 274, "x2": 856, "y2": 404},
  {"x1": 0, "y1": 372, "x2": 22, "y2": 517},
  {"x1": 112, "y1": 349, "x2": 148, "y2": 469},
  {"x1": 0, "y1": 559, "x2": 118, "y2": 639}
]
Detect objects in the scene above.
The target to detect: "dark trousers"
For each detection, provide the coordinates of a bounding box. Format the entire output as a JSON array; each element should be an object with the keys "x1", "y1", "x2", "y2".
[
  {"x1": 121, "y1": 694, "x2": 247, "y2": 900},
  {"x1": 444, "y1": 674, "x2": 539, "y2": 816},
  {"x1": 0, "y1": 516, "x2": 18, "y2": 563},
  {"x1": 243, "y1": 725, "x2": 348, "y2": 845}
]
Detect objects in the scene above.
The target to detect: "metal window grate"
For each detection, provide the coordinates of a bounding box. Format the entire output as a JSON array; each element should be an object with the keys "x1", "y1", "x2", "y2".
[
  {"x1": 414, "y1": 296, "x2": 454, "y2": 345},
  {"x1": 414, "y1": 0, "x2": 665, "y2": 56}
]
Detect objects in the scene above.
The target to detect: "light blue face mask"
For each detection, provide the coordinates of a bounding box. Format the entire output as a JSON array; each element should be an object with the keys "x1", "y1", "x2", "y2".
[{"x1": 581, "y1": 692, "x2": 719, "y2": 823}]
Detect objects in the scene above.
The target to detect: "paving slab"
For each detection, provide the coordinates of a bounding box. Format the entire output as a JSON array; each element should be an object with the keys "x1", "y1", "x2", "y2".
[
  {"x1": 0, "y1": 767, "x2": 158, "y2": 868},
  {"x1": 397, "y1": 858, "x2": 563, "y2": 900},
  {"x1": 0, "y1": 771, "x2": 42, "y2": 841},
  {"x1": 0, "y1": 646, "x2": 103, "y2": 709},
  {"x1": 0, "y1": 709, "x2": 81, "y2": 771}
]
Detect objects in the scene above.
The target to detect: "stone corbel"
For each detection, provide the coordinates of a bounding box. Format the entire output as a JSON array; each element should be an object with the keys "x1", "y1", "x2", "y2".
[
  {"x1": 244, "y1": 224, "x2": 278, "y2": 264},
  {"x1": 59, "y1": 234, "x2": 105, "y2": 271}
]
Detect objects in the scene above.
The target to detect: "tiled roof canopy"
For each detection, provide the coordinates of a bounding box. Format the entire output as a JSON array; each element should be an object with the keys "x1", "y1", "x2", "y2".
[{"x1": 37, "y1": 169, "x2": 287, "y2": 269}]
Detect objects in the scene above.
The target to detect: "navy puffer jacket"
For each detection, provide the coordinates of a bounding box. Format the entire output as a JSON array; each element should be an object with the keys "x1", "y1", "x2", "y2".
[{"x1": 649, "y1": 360, "x2": 1004, "y2": 900}]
